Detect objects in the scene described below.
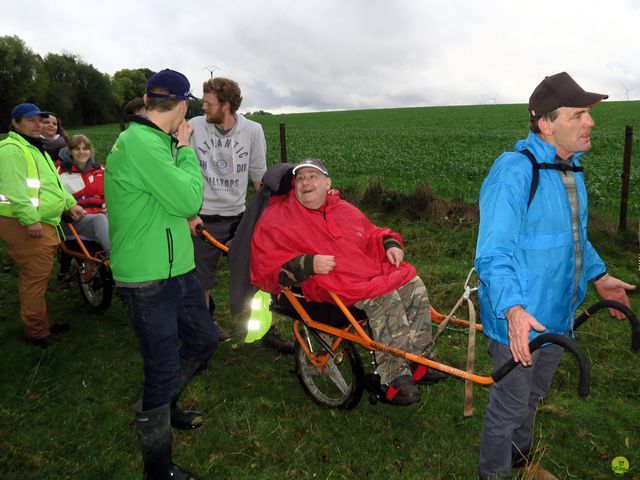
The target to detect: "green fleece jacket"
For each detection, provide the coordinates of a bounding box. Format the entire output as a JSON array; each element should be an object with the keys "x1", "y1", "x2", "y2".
[
  {"x1": 104, "y1": 118, "x2": 203, "y2": 283},
  {"x1": 0, "y1": 131, "x2": 76, "y2": 226}
]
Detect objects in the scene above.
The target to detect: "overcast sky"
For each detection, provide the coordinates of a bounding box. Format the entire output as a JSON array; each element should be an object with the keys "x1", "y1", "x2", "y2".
[{"x1": 2, "y1": 0, "x2": 639, "y2": 114}]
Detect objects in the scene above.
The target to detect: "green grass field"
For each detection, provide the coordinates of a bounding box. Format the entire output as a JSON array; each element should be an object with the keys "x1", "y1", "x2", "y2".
[
  {"x1": 77, "y1": 101, "x2": 640, "y2": 219},
  {"x1": 1, "y1": 103, "x2": 639, "y2": 479}
]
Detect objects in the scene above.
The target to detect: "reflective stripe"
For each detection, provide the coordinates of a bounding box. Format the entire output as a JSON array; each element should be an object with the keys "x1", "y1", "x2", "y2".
[{"x1": 0, "y1": 135, "x2": 41, "y2": 218}]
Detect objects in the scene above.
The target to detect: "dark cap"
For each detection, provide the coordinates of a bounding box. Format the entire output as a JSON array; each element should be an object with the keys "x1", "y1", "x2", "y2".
[
  {"x1": 529, "y1": 72, "x2": 608, "y2": 118},
  {"x1": 292, "y1": 158, "x2": 329, "y2": 176},
  {"x1": 146, "y1": 69, "x2": 197, "y2": 100},
  {"x1": 11, "y1": 103, "x2": 49, "y2": 120}
]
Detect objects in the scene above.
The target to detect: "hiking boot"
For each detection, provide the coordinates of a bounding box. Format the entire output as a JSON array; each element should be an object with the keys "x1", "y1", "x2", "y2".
[
  {"x1": 513, "y1": 463, "x2": 559, "y2": 480},
  {"x1": 260, "y1": 325, "x2": 295, "y2": 354},
  {"x1": 383, "y1": 374, "x2": 421, "y2": 405},
  {"x1": 50, "y1": 322, "x2": 71, "y2": 335},
  {"x1": 411, "y1": 361, "x2": 449, "y2": 385},
  {"x1": 213, "y1": 320, "x2": 231, "y2": 342}
]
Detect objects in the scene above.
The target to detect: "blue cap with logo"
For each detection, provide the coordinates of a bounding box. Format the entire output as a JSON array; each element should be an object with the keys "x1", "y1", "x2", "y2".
[
  {"x1": 11, "y1": 103, "x2": 49, "y2": 120},
  {"x1": 146, "y1": 69, "x2": 197, "y2": 100}
]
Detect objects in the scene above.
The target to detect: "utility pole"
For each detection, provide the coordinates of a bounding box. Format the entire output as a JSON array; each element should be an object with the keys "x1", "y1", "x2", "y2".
[{"x1": 203, "y1": 65, "x2": 219, "y2": 78}]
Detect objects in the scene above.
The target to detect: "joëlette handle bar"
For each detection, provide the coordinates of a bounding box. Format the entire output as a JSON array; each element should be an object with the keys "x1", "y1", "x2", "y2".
[
  {"x1": 492, "y1": 333, "x2": 590, "y2": 397},
  {"x1": 195, "y1": 224, "x2": 229, "y2": 253},
  {"x1": 574, "y1": 300, "x2": 640, "y2": 351}
]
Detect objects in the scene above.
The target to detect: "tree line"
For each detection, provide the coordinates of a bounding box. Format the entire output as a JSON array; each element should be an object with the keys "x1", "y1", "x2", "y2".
[{"x1": 0, "y1": 35, "x2": 204, "y2": 131}]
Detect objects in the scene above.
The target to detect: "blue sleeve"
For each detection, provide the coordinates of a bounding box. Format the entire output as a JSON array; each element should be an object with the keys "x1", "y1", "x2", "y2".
[{"x1": 474, "y1": 154, "x2": 531, "y2": 319}]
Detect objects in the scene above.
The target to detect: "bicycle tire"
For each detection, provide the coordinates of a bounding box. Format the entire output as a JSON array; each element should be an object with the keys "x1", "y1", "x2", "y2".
[
  {"x1": 295, "y1": 327, "x2": 364, "y2": 409},
  {"x1": 76, "y1": 260, "x2": 113, "y2": 310}
]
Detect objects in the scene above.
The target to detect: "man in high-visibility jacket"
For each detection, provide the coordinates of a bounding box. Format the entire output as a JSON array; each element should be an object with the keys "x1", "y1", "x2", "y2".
[{"x1": 0, "y1": 103, "x2": 85, "y2": 348}]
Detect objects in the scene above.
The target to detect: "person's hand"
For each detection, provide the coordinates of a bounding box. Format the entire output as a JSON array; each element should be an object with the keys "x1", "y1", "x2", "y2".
[
  {"x1": 176, "y1": 121, "x2": 193, "y2": 147},
  {"x1": 386, "y1": 247, "x2": 404, "y2": 267},
  {"x1": 594, "y1": 273, "x2": 636, "y2": 319},
  {"x1": 313, "y1": 255, "x2": 336, "y2": 275},
  {"x1": 67, "y1": 205, "x2": 86, "y2": 221},
  {"x1": 188, "y1": 215, "x2": 203, "y2": 235},
  {"x1": 26, "y1": 222, "x2": 43, "y2": 238},
  {"x1": 506, "y1": 305, "x2": 546, "y2": 366}
]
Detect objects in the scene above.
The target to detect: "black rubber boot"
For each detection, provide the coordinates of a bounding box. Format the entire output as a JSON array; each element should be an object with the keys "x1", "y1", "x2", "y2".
[
  {"x1": 260, "y1": 324, "x2": 295, "y2": 355},
  {"x1": 134, "y1": 401, "x2": 202, "y2": 479},
  {"x1": 171, "y1": 359, "x2": 205, "y2": 430}
]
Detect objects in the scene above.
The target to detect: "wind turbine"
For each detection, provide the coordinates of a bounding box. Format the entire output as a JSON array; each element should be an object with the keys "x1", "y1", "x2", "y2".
[
  {"x1": 204, "y1": 65, "x2": 220, "y2": 78},
  {"x1": 621, "y1": 82, "x2": 632, "y2": 101}
]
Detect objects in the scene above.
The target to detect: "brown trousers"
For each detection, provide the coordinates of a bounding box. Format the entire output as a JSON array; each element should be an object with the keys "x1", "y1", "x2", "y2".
[{"x1": 0, "y1": 217, "x2": 59, "y2": 339}]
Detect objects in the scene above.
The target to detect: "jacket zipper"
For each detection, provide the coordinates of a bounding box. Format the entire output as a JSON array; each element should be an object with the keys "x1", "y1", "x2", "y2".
[{"x1": 165, "y1": 228, "x2": 174, "y2": 279}]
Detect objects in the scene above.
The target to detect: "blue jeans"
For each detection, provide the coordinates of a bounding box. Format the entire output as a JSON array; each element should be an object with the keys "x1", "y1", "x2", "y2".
[
  {"x1": 478, "y1": 339, "x2": 563, "y2": 479},
  {"x1": 118, "y1": 271, "x2": 218, "y2": 410}
]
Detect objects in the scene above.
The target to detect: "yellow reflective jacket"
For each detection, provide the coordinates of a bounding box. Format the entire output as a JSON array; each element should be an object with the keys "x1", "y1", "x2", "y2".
[{"x1": 0, "y1": 131, "x2": 76, "y2": 226}]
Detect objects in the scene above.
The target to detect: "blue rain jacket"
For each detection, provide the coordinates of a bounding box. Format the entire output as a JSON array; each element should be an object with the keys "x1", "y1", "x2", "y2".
[{"x1": 474, "y1": 132, "x2": 606, "y2": 346}]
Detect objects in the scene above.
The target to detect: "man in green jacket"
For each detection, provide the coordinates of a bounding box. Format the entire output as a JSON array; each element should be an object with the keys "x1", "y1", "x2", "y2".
[
  {"x1": 105, "y1": 69, "x2": 217, "y2": 480},
  {"x1": 0, "y1": 103, "x2": 85, "y2": 347}
]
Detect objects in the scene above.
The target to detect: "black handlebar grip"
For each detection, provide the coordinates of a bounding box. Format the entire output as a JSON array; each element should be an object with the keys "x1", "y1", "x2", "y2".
[
  {"x1": 492, "y1": 333, "x2": 590, "y2": 397},
  {"x1": 574, "y1": 300, "x2": 640, "y2": 351}
]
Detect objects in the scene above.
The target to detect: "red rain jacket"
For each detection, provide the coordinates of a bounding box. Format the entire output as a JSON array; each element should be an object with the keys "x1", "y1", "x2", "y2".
[{"x1": 251, "y1": 189, "x2": 416, "y2": 306}]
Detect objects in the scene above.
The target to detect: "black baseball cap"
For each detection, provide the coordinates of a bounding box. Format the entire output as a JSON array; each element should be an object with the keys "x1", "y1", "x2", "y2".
[
  {"x1": 292, "y1": 158, "x2": 329, "y2": 176},
  {"x1": 528, "y1": 72, "x2": 608, "y2": 118},
  {"x1": 146, "y1": 69, "x2": 197, "y2": 100}
]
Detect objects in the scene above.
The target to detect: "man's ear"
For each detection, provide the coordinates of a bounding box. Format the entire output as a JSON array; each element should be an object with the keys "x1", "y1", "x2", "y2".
[
  {"x1": 326, "y1": 177, "x2": 332, "y2": 191},
  {"x1": 142, "y1": 94, "x2": 148, "y2": 106},
  {"x1": 538, "y1": 116, "x2": 554, "y2": 135}
]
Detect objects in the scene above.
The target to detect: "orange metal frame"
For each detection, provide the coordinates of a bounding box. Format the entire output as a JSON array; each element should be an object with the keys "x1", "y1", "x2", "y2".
[
  {"x1": 58, "y1": 223, "x2": 109, "y2": 268},
  {"x1": 284, "y1": 289, "x2": 493, "y2": 386},
  {"x1": 198, "y1": 227, "x2": 494, "y2": 386}
]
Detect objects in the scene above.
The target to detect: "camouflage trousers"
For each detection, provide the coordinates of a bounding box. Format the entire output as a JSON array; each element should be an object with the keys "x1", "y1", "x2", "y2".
[{"x1": 354, "y1": 276, "x2": 432, "y2": 385}]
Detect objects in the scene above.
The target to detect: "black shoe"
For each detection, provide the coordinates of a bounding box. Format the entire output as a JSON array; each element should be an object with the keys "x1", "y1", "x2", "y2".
[
  {"x1": 25, "y1": 335, "x2": 56, "y2": 349},
  {"x1": 411, "y1": 360, "x2": 449, "y2": 385},
  {"x1": 383, "y1": 375, "x2": 421, "y2": 405},
  {"x1": 213, "y1": 320, "x2": 232, "y2": 342},
  {"x1": 171, "y1": 405, "x2": 204, "y2": 430},
  {"x1": 50, "y1": 322, "x2": 71, "y2": 335},
  {"x1": 260, "y1": 325, "x2": 295, "y2": 354}
]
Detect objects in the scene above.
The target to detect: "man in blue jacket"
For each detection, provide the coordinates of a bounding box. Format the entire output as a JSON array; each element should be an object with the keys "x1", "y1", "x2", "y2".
[{"x1": 475, "y1": 72, "x2": 635, "y2": 480}]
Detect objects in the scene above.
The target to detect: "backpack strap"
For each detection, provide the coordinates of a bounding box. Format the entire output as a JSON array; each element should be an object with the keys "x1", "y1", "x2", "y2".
[
  {"x1": 520, "y1": 149, "x2": 539, "y2": 209},
  {"x1": 520, "y1": 149, "x2": 584, "y2": 208}
]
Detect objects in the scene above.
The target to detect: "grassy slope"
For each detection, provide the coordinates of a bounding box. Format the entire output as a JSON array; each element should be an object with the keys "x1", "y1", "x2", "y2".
[{"x1": 1, "y1": 103, "x2": 639, "y2": 479}]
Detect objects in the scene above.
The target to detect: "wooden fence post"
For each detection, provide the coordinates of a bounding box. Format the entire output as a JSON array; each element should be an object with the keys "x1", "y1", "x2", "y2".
[
  {"x1": 618, "y1": 125, "x2": 633, "y2": 232},
  {"x1": 279, "y1": 123, "x2": 287, "y2": 163}
]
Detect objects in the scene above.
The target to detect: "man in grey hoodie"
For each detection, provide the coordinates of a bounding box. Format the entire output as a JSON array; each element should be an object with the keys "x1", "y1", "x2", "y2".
[{"x1": 188, "y1": 77, "x2": 293, "y2": 353}]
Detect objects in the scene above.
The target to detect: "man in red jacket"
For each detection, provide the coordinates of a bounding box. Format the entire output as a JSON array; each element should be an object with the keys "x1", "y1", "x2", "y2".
[{"x1": 251, "y1": 158, "x2": 447, "y2": 405}]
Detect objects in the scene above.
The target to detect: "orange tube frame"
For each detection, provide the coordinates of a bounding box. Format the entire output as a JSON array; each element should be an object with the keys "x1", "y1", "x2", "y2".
[
  {"x1": 198, "y1": 227, "x2": 493, "y2": 386},
  {"x1": 283, "y1": 289, "x2": 493, "y2": 386},
  {"x1": 58, "y1": 223, "x2": 109, "y2": 268}
]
